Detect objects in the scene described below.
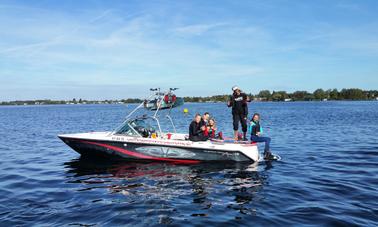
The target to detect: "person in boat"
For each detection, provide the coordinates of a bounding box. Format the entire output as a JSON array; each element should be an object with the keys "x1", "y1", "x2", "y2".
[
  {"x1": 201, "y1": 112, "x2": 210, "y2": 127},
  {"x1": 227, "y1": 86, "x2": 250, "y2": 141},
  {"x1": 204, "y1": 118, "x2": 223, "y2": 140},
  {"x1": 197, "y1": 112, "x2": 210, "y2": 137},
  {"x1": 189, "y1": 114, "x2": 208, "y2": 142},
  {"x1": 249, "y1": 113, "x2": 273, "y2": 159}
]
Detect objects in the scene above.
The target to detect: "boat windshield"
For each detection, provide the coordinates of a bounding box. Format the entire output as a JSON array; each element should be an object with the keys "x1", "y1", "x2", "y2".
[
  {"x1": 114, "y1": 122, "x2": 139, "y2": 136},
  {"x1": 115, "y1": 118, "x2": 156, "y2": 137}
]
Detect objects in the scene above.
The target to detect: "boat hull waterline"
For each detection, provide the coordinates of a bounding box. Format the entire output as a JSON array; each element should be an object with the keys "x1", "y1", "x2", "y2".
[{"x1": 58, "y1": 132, "x2": 259, "y2": 163}]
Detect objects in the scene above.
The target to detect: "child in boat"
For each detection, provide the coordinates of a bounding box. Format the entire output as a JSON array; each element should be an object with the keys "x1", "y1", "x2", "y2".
[
  {"x1": 249, "y1": 113, "x2": 273, "y2": 159},
  {"x1": 206, "y1": 118, "x2": 217, "y2": 138},
  {"x1": 204, "y1": 118, "x2": 223, "y2": 140}
]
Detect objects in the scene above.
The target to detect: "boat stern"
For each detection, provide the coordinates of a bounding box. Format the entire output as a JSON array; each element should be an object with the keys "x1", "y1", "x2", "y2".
[{"x1": 238, "y1": 143, "x2": 260, "y2": 162}]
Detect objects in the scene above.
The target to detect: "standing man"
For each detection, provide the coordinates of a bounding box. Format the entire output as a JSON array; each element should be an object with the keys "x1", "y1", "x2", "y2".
[{"x1": 227, "y1": 86, "x2": 250, "y2": 141}]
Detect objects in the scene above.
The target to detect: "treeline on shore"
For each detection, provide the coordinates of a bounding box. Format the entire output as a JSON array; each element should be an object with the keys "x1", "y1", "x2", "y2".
[
  {"x1": 0, "y1": 98, "x2": 143, "y2": 106},
  {"x1": 184, "y1": 88, "x2": 378, "y2": 102},
  {"x1": 1, "y1": 88, "x2": 377, "y2": 106}
]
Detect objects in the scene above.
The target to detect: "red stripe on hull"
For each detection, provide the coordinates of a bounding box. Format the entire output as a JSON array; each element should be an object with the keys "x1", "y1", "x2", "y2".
[{"x1": 81, "y1": 140, "x2": 200, "y2": 164}]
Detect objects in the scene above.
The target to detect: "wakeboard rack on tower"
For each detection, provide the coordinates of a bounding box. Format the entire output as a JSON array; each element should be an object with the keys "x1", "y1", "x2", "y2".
[{"x1": 143, "y1": 88, "x2": 184, "y2": 111}]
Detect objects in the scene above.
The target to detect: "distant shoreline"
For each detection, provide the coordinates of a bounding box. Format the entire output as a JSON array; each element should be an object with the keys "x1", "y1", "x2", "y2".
[
  {"x1": 1, "y1": 99, "x2": 377, "y2": 107},
  {"x1": 1, "y1": 88, "x2": 377, "y2": 106}
]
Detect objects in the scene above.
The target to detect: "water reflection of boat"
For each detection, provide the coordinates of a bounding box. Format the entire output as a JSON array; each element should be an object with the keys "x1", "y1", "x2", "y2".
[
  {"x1": 59, "y1": 88, "x2": 259, "y2": 163},
  {"x1": 65, "y1": 157, "x2": 265, "y2": 218},
  {"x1": 65, "y1": 156, "x2": 258, "y2": 178}
]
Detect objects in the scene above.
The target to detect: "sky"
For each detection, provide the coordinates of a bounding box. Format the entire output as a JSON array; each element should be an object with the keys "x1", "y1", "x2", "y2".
[{"x1": 0, "y1": 0, "x2": 378, "y2": 101}]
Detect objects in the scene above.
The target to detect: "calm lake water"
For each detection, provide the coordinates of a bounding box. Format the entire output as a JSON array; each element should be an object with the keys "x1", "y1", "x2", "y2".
[{"x1": 0, "y1": 102, "x2": 377, "y2": 226}]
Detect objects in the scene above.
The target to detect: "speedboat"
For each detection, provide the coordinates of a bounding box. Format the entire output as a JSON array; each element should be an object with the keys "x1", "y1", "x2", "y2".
[{"x1": 58, "y1": 88, "x2": 259, "y2": 163}]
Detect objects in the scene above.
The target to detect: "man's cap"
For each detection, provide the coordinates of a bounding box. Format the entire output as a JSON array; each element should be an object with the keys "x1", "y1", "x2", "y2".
[{"x1": 232, "y1": 86, "x2": 240, "y2": 91}]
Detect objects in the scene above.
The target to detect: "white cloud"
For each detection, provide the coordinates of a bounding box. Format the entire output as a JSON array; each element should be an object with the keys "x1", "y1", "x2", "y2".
[{"x1": 175, "y1": 22, "x2": 229, "y2": 36}]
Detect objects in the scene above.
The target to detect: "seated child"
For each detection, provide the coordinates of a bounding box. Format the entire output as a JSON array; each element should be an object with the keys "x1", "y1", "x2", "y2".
[{"x1": 204, "y1": 118, "x2": 223, "y2": 140}]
